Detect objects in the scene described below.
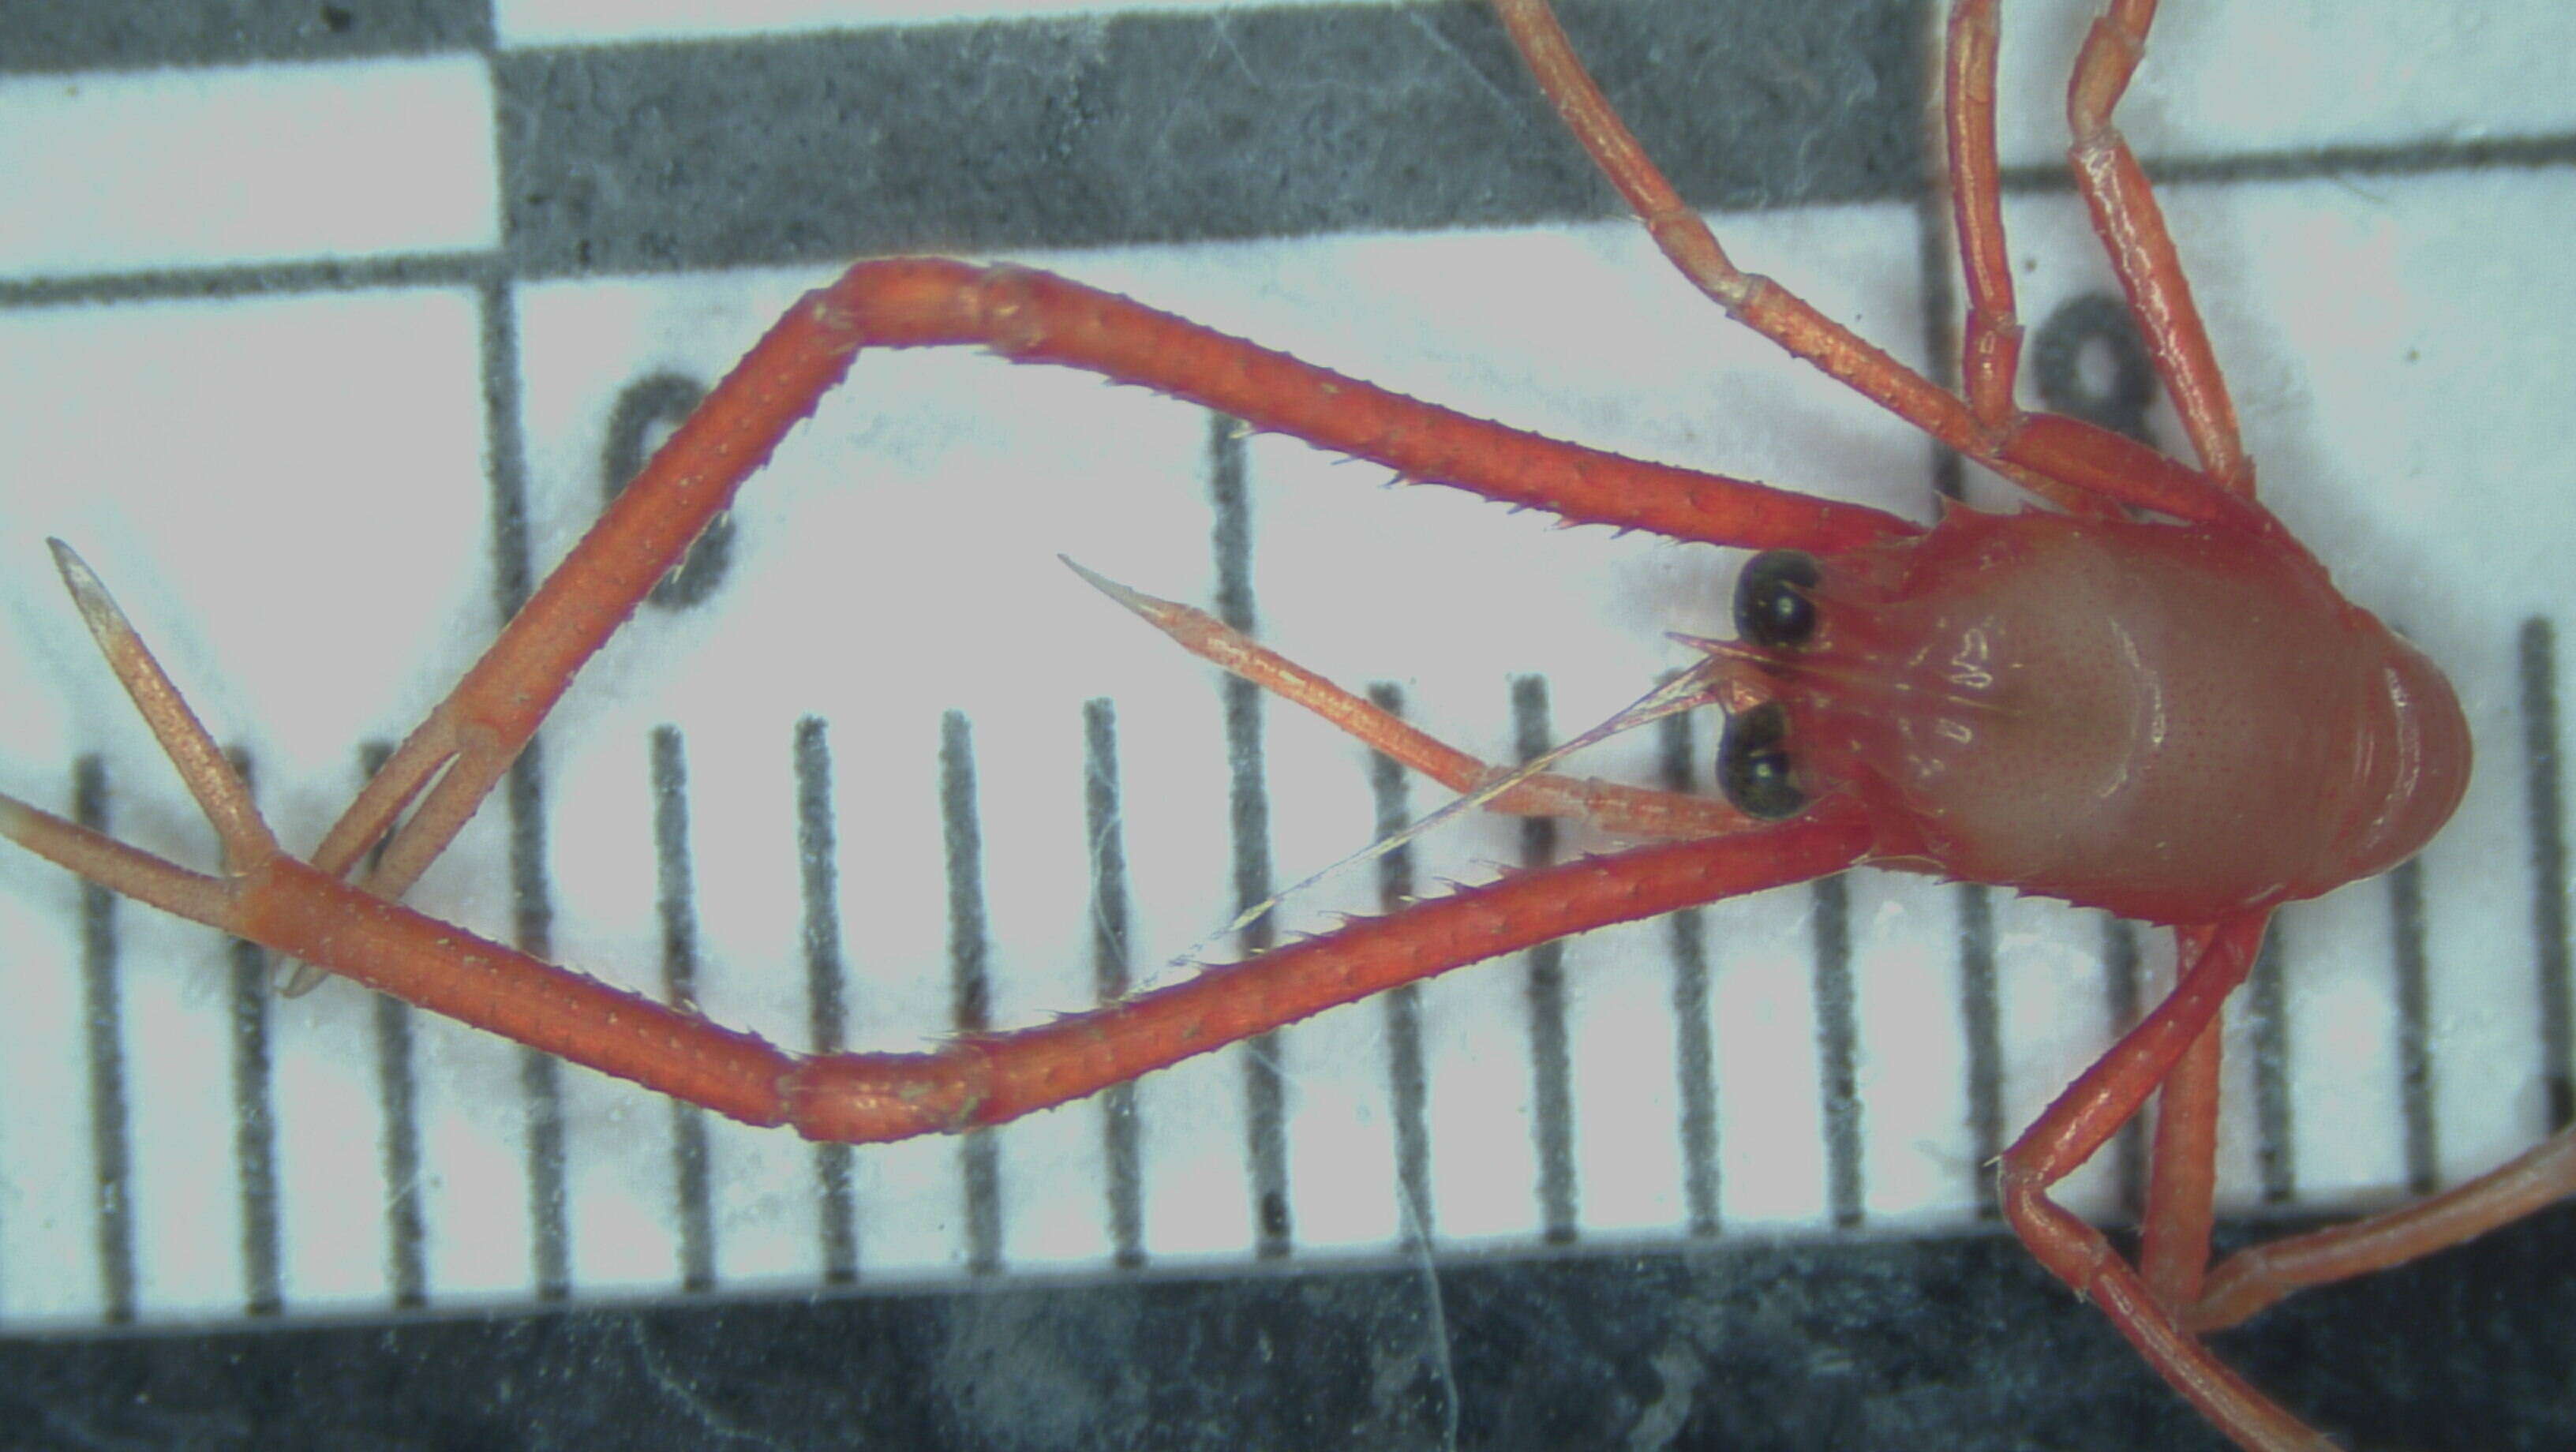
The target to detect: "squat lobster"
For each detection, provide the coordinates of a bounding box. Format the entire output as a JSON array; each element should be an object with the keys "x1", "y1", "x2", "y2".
[{"x1": 2, "y1": 2, "x2": 2565, "y2": 1449}]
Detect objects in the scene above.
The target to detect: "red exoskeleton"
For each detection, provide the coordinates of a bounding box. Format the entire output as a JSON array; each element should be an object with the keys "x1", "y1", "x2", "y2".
[{"x1": 1, "y1": 1, "x2": 2567, "y2": 1447}]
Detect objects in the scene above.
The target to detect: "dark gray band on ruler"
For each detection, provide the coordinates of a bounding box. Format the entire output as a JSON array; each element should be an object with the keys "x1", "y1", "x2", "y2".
[
  {"x1": 2248, "y1": 922, "x2": 2297, "y2": 1206},
  {"x1": 1810, "y1": 873, "x2": 1862, "y2": 1229},
  {"x1": 1080, "y1": 700, "x2": 1148, "y2": 1271},
  {"x1": 1656, "y1": 709, "x2": 1720, "y2": 1238},
  {"x1": 1, "y1": 0, "x2": 490, "y2": 74},
  {"x1": 1953, "y1": 884, "x2": 2001, "y2": 1219},
  {"x1": 1511, "y1": 677, "x2": 1579, "y2": 1244},
  {"x1": 222, "y1": 749, "x2": 283, "y2": 1319},
  {"x1": 650, "y1": 728, "x2": 717, "y2": 1293},
  {"x1": 360, "y1": 739, "x2": 431, "y2": 1312},
  {"x1": 1206, "y1": 414, "x2": 1293, "y2": 1259},
  {"x1": 492, "y1": 0, "x2": 1923, "y2": 276},
  {"x1": 1365, "y1": 684, "x2": 1436, "y2": 1248},
  {"x1": 2523, "y1": 619, "x2": 2573, "y2": 1128},
  {"x1": 938, "y1": 713, "x2": 1005, "y2": 1275},
  {"x1": 75, "y1": 759, "x2": 134, "y2": 1325},
  {"x1": 793, "y1": 717, "x2": 861, "y2": 1285},
  {"x1": 2388, "y1": 860, "x2": 2438, "y2": 1196}
]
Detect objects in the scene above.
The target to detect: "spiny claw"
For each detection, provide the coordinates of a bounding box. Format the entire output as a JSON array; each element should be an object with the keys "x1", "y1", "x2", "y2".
[
  {"x1": 1058, "y1": 554, "x2": 1270, "y2": 679},
  {"x1": 1058, "y1": 554, "x2": 1184, "y2": 626},
  {"x1": 39, "y1": 540, "x2": 278, "y2": 878}
]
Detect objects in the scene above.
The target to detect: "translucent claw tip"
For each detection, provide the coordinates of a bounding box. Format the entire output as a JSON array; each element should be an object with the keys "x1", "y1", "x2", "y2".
[
  {"x1": 1058, "y1": 554, "x2": 1173, "y2": 621},
  {"x1": 44, "y1": 537, "x2": 145, "y2": 659},
  {"x1": 46, "y1": 537, "x2": 107, "y2": 610}
]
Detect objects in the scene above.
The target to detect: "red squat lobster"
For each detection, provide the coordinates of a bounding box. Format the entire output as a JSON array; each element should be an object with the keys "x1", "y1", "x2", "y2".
[{"x1": 4, "y1": 2, "x2": 2563, "y2": 1449}]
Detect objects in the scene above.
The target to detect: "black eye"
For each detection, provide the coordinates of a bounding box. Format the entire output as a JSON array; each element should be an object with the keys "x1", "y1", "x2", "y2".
[
  {"x1": 1734, "y1": 550, "x2": 1822, "y2": 649},
  {"x1": 1718, "y1": 701, "x2": 1807, "y2": 820}
]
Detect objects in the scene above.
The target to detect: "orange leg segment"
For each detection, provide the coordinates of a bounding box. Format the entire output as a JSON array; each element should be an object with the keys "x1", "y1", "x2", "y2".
[
  {"x1": 1942, "y1": 0, "x2": 2024, "y2": 436},
  {"x1": 1941, "y1": 0, "x2": 2133, "y2": 522},
  {"x1": 2065, "y1": 0, "x2": 2254, "y2": 496},
  {"x1": 2139, "y1": 1010, "x2": 2226, "y2": 1312},
  {"x1": 2191, "y1": 1125, "x2": 2576, "y2": 1333},
  {"x1": 1998, "y1": 911, "x2": 2343, "y2": 1452},
  {"x1": 2132, "y1": 918, "x2": 2230, "y2": 1315}
]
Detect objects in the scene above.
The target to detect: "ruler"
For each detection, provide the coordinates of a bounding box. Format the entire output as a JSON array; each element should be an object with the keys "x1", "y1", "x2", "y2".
[{"x1": 1, "y1": 0, "x2": 2571, "y2": 1370}]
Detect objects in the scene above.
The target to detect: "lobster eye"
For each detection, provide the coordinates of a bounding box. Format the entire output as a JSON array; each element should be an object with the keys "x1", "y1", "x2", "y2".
[
  {"x1": 1717, "y1": 701, "x2": 1807, "y2": 820},
  {"x1": 1734, "y1": 550, "x2": 1822, "y2": 649}
]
